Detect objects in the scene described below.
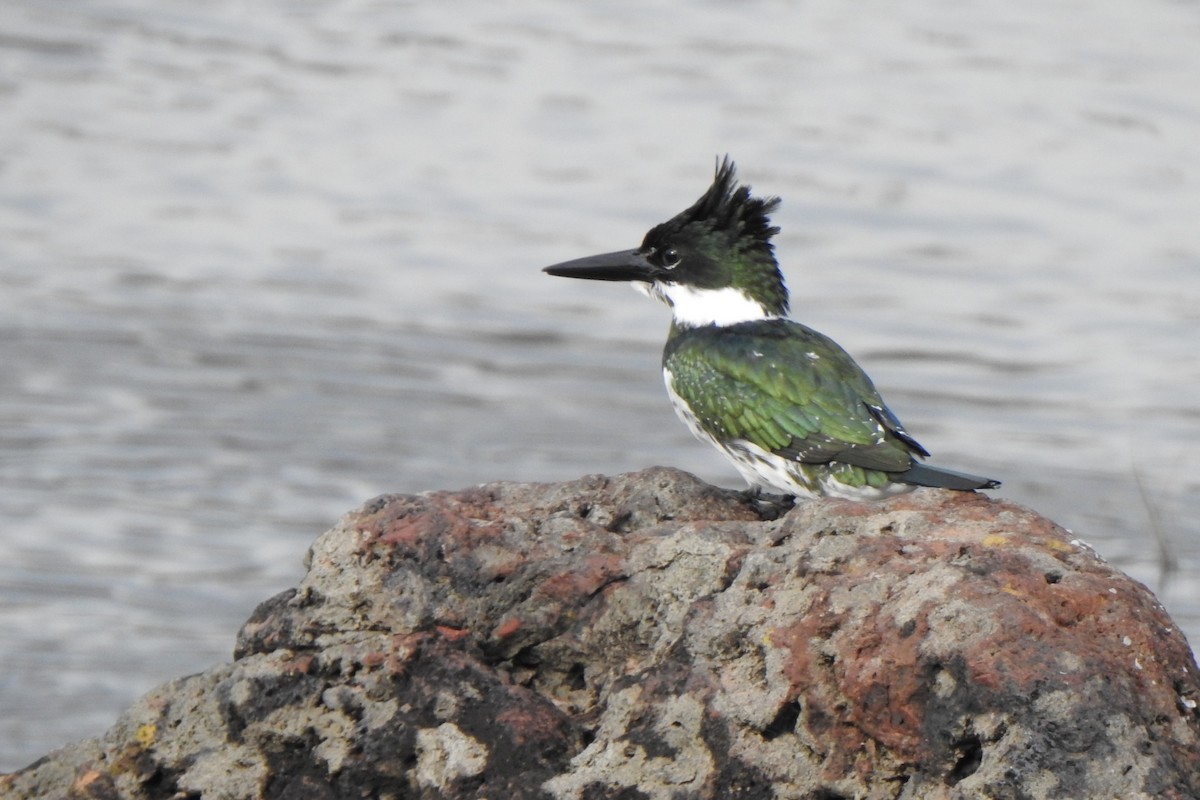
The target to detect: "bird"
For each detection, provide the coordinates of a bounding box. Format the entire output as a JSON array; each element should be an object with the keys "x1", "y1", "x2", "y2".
[{"x1": 543, "y1": 157, "x2": 999, "y2": 500}]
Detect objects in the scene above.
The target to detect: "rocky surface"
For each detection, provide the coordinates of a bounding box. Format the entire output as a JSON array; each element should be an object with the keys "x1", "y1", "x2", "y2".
[{"x1": 4, "y1": 467, "x2": 1199, "y2": 800}]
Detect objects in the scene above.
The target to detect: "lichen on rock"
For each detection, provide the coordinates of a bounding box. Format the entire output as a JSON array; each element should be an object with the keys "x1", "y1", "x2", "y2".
[{"x1": 4, "y1": 467, "x2": 1198, "y2": 799}]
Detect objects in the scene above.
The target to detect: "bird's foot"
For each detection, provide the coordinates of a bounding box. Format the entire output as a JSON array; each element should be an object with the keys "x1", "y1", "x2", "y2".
[{"x1": 740, "y1": 487, "x2": 796, "y2": 520}]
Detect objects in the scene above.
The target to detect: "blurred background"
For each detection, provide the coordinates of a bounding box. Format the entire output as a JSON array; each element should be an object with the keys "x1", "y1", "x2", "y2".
[{"x1": 1, "y1": 0, "x2": 1197, "y2": 771}]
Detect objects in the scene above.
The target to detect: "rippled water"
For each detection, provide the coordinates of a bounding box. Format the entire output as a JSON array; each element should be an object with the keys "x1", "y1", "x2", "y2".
[{"x1": 2, "y1": 0, "x2": 1199, "y2": 770}]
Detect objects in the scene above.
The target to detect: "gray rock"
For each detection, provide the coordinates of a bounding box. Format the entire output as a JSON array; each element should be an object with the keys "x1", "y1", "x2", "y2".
[{"x1": 4, "y1": 468, "x2": 1198, "y2": 799}]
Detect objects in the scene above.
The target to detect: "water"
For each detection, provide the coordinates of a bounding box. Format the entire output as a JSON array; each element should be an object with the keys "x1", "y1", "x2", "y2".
[{"x1": 2, "y1": 0, "x2": 1198, "y2": 771}]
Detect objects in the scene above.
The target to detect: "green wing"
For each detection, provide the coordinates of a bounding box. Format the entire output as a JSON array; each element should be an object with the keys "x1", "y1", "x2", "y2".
[{"x1": 664, "y1": 320, "x2": 927, "y2": 472}]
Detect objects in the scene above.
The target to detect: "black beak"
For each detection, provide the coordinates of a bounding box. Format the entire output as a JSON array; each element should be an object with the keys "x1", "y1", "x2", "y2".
[{"x1": 543, "y1": 249, "x2": 656, "y2": 282}]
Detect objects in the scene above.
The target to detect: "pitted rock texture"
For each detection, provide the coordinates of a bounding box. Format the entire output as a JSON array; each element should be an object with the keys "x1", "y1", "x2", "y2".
[{"x1": 4, "y1": 467, "x2": 1199, "y2": 800}]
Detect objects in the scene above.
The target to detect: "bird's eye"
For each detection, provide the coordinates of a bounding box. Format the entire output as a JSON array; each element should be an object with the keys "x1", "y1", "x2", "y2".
[{"x1": 662, "y1": 248, "x2": 681, "y2": 269}]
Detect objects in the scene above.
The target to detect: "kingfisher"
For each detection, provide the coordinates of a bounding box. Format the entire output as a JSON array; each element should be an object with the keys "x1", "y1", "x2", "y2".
[{"x1": 543, "y1": 158, "x2": 999, "y2": 500}]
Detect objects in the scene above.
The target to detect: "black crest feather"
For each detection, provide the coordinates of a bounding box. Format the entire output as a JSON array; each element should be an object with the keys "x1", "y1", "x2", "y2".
[
  {"x1": 671, "y1": 156, "x2": 781, "y2": 256},
  {"x1": 640, "y1": 156, "x2": 790, "y2": 316}
]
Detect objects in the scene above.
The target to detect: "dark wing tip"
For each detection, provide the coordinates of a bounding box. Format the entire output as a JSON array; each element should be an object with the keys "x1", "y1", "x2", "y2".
[{"x1": 864, "y1": 403, "x2": 931, "y2": 459}]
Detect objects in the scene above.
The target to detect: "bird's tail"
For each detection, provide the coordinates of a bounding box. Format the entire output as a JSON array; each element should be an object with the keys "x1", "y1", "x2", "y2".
[{"x1": 896, "y1": 463, "x2": 1000, "y2": 491}]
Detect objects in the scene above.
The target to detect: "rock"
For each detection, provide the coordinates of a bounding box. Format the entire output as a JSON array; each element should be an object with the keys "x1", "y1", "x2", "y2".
[{"x1": 3, "y1": 467, "x2": 1198, "y2": 800}]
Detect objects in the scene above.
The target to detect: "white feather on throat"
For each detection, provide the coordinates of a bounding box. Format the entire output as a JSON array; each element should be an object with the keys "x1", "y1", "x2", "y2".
[{"x1": 634, "y1": 281, "x2": 778, "y2": 327}]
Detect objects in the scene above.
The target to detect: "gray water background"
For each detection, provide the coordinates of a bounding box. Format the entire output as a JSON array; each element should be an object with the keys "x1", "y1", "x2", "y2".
[{"x1": 2, "y1": 0, "x2": 1198, "y2": 770}]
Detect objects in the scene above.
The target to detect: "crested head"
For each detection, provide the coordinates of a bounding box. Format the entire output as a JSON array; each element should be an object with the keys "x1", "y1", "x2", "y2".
[
  {"x1": 542, "y1": 157, "x2": 791, "y2": 328},
  {"x1": 638, "y1": 157, "x2": 789, "y2": 327}
]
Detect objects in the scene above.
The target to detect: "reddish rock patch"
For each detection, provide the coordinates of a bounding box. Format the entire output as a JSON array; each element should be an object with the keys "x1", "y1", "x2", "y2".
[{"x1": 4, "y1": 468, "x2": 1197, "y2": 800}]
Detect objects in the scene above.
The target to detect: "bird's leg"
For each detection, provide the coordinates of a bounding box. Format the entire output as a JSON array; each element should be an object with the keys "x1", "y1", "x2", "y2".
[{"x1": 740, "y1": 486, "x2": 796, "y2": 520}]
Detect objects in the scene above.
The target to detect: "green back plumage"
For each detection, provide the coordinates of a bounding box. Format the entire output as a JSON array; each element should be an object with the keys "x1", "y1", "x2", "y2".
[
  {"x1": 542, "y1": 156, "x2": 1000, "y2": 495},
  {"x1": 664, "y1": 319, "x2": 929, "y2": 473}
]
